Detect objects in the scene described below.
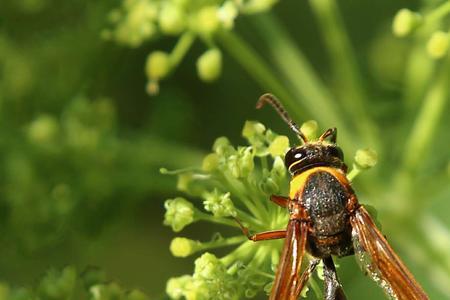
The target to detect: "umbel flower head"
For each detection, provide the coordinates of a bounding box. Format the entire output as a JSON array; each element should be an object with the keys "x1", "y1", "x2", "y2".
[
  {"x1": 104, "y1": 0, "x2": 281, "y2": 93},
  {"x1": 163, "y1": 121, "x2": 377, "y2": 299}
]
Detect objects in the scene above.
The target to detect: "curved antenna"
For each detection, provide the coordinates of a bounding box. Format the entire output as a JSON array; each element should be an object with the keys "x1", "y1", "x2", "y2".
[{"x1": 256, "y1": 93, "x2": 308, "y2": 143}]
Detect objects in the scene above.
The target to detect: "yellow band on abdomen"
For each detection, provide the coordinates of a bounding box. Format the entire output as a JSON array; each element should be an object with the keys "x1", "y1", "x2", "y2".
[{"x1": 289, "y1": 166, "x2": 348, "y2": 199}]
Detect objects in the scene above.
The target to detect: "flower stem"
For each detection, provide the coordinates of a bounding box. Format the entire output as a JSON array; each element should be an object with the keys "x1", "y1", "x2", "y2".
[
  {"x1": 201, "y1": 235, "x2": 247, "y2": 251},
  {"x1": 308, "y1": 0, "x2": 381, "y2": 151},
  {"x1": 197, "y1": 211, "x2": 239, "y2": 228},
  {"x1": 400, "y1": 61, "x2": 449, "y2": 174},
  {"x1": 170, "y1": 31, "x2": 196, "y2": 68},
  {"x1": 425, "y1": 1, "x2": 450, "y2": 24},
  {"x1": 216, "y1": 30, "x2": 305, "y2": 121}
]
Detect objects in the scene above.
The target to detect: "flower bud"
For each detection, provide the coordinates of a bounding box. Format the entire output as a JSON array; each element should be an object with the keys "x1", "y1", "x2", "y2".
[
  {"x1": 166, "y1": 276, "x2": 192, "y2": 300},
  {"x1": 242, "y1": 121, "x2": 266, "y2": 139},
  {"x1": 164, "y1": 197, "x2": 195, "y2": 232},
  {"x1": 170, "y1": 237, "x2": 201, "y2": 257},
  {"x1": 126, "y1": 290, "x2": 149, "y2": 300},
  {"x1": 28, "y1": 115, "x2": 59, "y2": 145},
  {"x1": 159, "y1": 4, "x2": 186, "y2": 35},
  {"x1": 203, "y1": 189, "x2": 237, "y2": 217},
  {"x1": 195, "y1": 6, "x2": 220, "y2": 35},
  {"x1": 354, "y1": 148, "x2": 378, "y2": 169},
  {"x1": 202, "y1": 153, "x2": 219, "y2": 172},
  {"x1": 212, "y1": 136, "x2": 235, "y2": 157},
  {"x1": 300, "y1": 120, "x2": 318, "y2": 141},
  {"x1": 392, "y1": 9, "x2": 422, "y2": 37},
  {"x1": 427, "y1": 31, "x2": 449, "y2": 59},
  {"x1": 268, "y1": 135, "x2": 289, "y2": 157},
  {"x1": 196, "y1": 49, "x2": 222, "y2": 82},
  {"x1": 237, "y1": 147, "x2": 254, "y2": 177},
  {"x1": 271, "y1": 156, "x2": 287, "y2": 180},
  {"x1": 193, "y1": 253, "x2": 225, "y2": 279},
  {"x1": 145, "y1": 51, "x2": 170, "y2": 80},
  {"x1": 218, "y1": 1, "x2": 238, "y2": 29},
  {"x1": 259, "y1": 177, "x2": 279, "y2": 195}
]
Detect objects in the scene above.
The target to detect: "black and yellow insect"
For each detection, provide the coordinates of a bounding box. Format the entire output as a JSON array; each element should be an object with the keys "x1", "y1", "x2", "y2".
[{"x1": 239, "y1": 94, "x2": 428, "y2": 300}]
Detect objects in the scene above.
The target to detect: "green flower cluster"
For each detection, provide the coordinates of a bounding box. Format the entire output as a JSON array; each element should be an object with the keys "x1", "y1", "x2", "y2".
[
  {"x1": 104, "y1": 0, "x2": 280, "y2": 93},
  {"x1": 0, "y1": 266, "x2": 149, "y2": 300},
  {"x1": 163, "y1": 121, "x2": 377, "y2": 299},
  {"x1": 393, "y1": 3, "x2": 450, "y2": 59},
  {"x1": 163, "y1": 121, "x2": 293, "y2": 299}
]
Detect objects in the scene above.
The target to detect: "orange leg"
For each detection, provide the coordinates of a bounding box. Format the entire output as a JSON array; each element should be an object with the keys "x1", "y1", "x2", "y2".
[
  {"x1": 234, "y1": 218, "x2": 286, "y2": 241},
  {"x1": 248, "y1": 230, "x2": 287, "y2": 242},
  {"x1": 270, "y1": 195, "x2": 289, "y2": 208}
]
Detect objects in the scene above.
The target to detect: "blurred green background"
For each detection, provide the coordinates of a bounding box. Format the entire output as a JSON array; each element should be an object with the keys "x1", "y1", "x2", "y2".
[{"x1": 0, "y1": 0, "x2": 449, "y2": 299}]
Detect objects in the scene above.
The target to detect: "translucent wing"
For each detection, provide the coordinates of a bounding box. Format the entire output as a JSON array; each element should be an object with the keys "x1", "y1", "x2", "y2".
[
  {"x1": 350, "y1": 206, "x2": 428, "y2": 300},
  {"x1": 270, "y1": 219, "x2": 309, "y2": 300}
]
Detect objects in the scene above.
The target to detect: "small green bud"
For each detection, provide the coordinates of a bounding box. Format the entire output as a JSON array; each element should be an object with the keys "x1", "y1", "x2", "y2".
[
  {"x1": 170, "y1": 237, "x2": 201, "y2": 257},
  {"x1": 28, "y1": 115, "x2": 59, "y2": 144},
  {"x1": 145, "y1": 51, "x2": 170, "y2": 80},
  {"x1": 195, "y1": 6, "x2": 220, "y2": 35},
  {"x1": 81, "y1": 266, "x2": 106, "y2": 289},
  {"x1": 268, "y1": 135, "x2": 289, "y2": 157},
  {"x1": 203, "y1": 189, "x2": 237, "y2": 217},
  {"x1": 242, "y1": 121, "x2": 266, "y2": 139},
  {"x1": 237, "y1": 147, "x2": 254, "y2": 177},
  {"x1": 259, "y1": 176, "x2": 279, "y2": 195},
  {"x1": 38, "y1": 266, "x2": 77, "y2": 299},
  {"x1": 426, "y1": 31, "x2": 449, "y2": 59},
  {"x1": 271, "y1": 156, "x2": 287, "y2": 180},
  {"x1": 90, "y1": 283, "x2": 122, "y2": 300},
  {"x1": 166, "y1": 276, "x2": 192, "y2": 300},
  {"x1": 218, "y1": 1, "x2": 238, "y2": 29},
  {"x1": 300, "y1": 120, "x2": 318, "y2": 141},
  {"x1": 202, "y1": 153, "x2": 219, "y2": 172},
  {"x1": 392, "y1": 9, "x2": 422, "y2": 37},
  {"x1": 126, "y1": 289, "x2": 149, "y2": 300},
  {"x1": 193, "y1": 253, "x2": 225, "y2": 279},
  {"x1": 159, "y1": 4, "x2": 186, "y2": 35},
  {"x1": 354, "y1": 148, "x2": 378, "y2": 169},
  {"x1": 212, "y1": 136, "x2": 235, "y2": 157},
  {"x1": 196, "y1": 49, "x2": 222, "y2": 82},
  {"x1": 164, "y1": 197, "x2": 196, "y2": 232}
]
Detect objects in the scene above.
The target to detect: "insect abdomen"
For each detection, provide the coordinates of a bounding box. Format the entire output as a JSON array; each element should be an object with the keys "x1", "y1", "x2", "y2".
[{"x1": 301, "y1": 170, "x2": 353, "y2": 257}]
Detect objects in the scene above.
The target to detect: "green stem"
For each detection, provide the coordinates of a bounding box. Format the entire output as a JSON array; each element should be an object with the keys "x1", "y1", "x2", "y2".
[
  {"x1": 201, "y1": 235, "x2": 247, "y2": 251},
  {"x1": 170, "y1": 31, "x2": 196, "y2": 68},
  {"x1": 216, "y1": 30, "x2": 305, "y2": 121},
  {"x1": 308, "y1": 0, "x2": 381, "y2": 151},
  {"x1": 250, "y1": 14, "x2": 359, "y2": 152},
  {"x1": 425, "y1": 1, "x2": 450, "y2": 24},
  {"x1": 400, "y1": 61, "x2": 449, "y2": 174},
  {"x1": 197, "y1": 212, "x2": 240, "y2": 228}
]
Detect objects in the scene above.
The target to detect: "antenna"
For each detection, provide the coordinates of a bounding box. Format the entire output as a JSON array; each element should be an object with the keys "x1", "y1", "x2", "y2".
[{"x1": 256, "y1": 93, "x2": 308, "y2": 143}]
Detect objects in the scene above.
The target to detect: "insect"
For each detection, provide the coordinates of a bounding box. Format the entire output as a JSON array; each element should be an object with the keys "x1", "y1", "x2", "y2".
[{"x1": 239, "y1": 93, "x2": 428, "y2": 300}]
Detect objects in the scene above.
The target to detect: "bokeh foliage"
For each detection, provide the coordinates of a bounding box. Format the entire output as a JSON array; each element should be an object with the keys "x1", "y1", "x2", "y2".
[{"x1": 0, "y1": 0, "x2": 449, "y2": 299}]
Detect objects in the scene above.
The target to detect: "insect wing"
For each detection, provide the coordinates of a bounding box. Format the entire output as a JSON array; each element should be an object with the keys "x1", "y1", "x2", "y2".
[
  {"x1": 350, "y1": 206, "x2": 428, "y2": 300},
  {"x1": 270, "y1": 220, "x2": 309, "y2": 300}
]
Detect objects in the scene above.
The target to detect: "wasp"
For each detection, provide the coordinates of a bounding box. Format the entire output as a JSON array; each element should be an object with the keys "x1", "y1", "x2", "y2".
[{"x1": 239, "y1": 94, "x2": 428, "y2": 300}]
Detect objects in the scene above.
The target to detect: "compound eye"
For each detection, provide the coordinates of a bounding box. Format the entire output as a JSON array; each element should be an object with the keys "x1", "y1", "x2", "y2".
[{"x1": 284, "y1": 147, "x2": 306, "y2": 168}]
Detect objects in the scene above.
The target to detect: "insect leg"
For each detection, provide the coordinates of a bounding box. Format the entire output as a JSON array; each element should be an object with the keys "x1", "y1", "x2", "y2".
[
  {"x1": 323, "y1": 256, "x2": 347, "y2": 300},
  {"x1": 270, "y1": 195, "x2": 289, "y2": 208},
  {"x1": 293, "y1": 258, "x2": 320, "y2": 298},
  {"x1": 234, "y1": 217, "x2": 286, "y2": 241},
  {"x1": 319, "y1": 128, "x2": 337, "y2": 143}
]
